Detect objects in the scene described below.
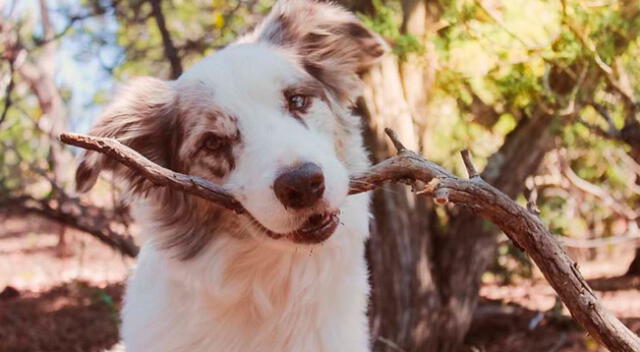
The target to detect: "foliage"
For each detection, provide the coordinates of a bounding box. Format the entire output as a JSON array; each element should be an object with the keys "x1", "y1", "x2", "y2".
[
  {"x1": 357, "y1": 0, "x2": 424, "y2": 58},
  {"x1": 426, "y1": 0, "x2": 640, "y2": 279}
]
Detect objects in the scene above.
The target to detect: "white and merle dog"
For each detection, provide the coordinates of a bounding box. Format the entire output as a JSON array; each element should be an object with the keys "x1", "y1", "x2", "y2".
[{"x1": 75, "y1": 1, "x2": 387, "y2": 351}]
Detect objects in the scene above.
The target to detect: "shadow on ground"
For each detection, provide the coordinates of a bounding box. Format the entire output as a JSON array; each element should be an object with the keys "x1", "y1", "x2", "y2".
[
  {"x1": 0, "y1": 281, "x2": 123, "y2": 352},
  {"x1": 3, "y1": 282, "x2": 640, "y2": 352},
  {"x1": 466, "y1": 297, "x2": 640, "y2": 352}
]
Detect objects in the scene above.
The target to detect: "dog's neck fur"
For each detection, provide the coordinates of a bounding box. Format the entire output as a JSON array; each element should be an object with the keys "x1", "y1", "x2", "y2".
[{"x1": 123, "y1": 196, "x2": 371, "y2": 352}]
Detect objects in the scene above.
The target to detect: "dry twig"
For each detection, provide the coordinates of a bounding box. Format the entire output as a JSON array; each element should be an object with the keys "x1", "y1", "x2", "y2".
[
  {"x1": 59, "y1": 132, "x2": 245, "y2": 213},
  {"x1": 59, "y1": 129, "x2": 640, "y2": 352}
]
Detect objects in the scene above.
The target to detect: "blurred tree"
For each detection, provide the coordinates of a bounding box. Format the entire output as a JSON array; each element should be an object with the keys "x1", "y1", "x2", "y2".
[{"x1": 0, "y1": 0, "x2": 137, "y2": 256}]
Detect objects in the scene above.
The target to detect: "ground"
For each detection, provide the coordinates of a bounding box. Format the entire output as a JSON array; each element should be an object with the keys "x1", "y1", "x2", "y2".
[
  {"x1": 0, "y1": 217, "x2": 130, "y2": 352},
  {"x1": 1, "y1": 216, "x2": 639, "y2": 352}
]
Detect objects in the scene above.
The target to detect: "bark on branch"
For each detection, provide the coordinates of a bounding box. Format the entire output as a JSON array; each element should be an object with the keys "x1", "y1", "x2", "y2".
[
  {"x1": 59, "y1": 132, "x2": 245, "y2": 213},
  {"x1": 59, "y1": 129, "x2": 640, "y2": 351}
]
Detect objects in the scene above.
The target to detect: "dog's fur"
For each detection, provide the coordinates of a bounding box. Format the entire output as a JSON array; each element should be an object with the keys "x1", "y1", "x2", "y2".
[{"x1": 76, "y1": 1, "x2": 387, "y2": 351}]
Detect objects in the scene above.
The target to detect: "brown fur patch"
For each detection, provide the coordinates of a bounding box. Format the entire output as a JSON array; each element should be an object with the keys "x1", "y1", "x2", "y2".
[
  {"x1": 149, "y1": 93, "x2": 245, "y2": 260},
  {"x1": 75, "y1": 76, "x2": 247, "y2": 260},
  {"x1": 75, "y1": 77, "x2": 180, "y2": 194},
  {"x1": 154, "y1": 197, "x2": 232, "y2": 260},
  {"x1": 150, "y1": 93, "x2": 243, "y2": 260},
  {"x1": 251, "y1": 0, "x2": 388, "y2": 103},
  {"x1": 188, "y1": 125, "x2": 241, "y2": 180},
  {"x1": 302, "y1": 61, "x2": 325, "y2": 84},
  {"x1": 343, "y1": 22, "x2": 372, "y2": 39},
  {"x1": 175, "y1": 82, "x2": 243, "y2": 182}
]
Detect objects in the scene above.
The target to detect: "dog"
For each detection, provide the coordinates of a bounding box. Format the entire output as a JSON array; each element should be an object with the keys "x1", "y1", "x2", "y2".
[{"x1": 75, "y1": 1, "x2": 387, "y2": 351}]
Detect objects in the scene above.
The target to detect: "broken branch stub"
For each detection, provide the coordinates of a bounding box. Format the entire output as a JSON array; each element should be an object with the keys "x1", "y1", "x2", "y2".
[{"x1": 59, "y1": 130, "x2": 640, "y2": 352}]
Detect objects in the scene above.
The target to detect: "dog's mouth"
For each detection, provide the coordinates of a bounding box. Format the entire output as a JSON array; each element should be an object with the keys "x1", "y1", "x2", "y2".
[{"x1": 249, "y1": 211, "x2": 340, "y2": 244}]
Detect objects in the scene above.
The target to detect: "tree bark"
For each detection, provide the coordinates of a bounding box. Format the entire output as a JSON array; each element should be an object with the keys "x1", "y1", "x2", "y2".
[
  {"x1": 358, "y1": 47, "x2": 439, "y2": 352},
  {"x1": 340, "y1": 1, "x2": 441, "y2": 347},
  {"x1": 627, "y1": 249, "x2": 640, "y2": 276}
]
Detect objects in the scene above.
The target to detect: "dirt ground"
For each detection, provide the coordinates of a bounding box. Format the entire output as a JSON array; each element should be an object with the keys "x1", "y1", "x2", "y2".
[
  {"x1": 1, "y1": 216, "x2": 639, "y2": 352},
  {"x1": 0, "y1": 217, "x2": 130, "y2": 352}
]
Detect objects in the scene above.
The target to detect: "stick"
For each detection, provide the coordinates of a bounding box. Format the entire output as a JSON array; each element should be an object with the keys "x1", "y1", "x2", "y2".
[
  {"x1": 59, "y1": 130, "x2": 640, "y2": 352},
  {"x1": 59, "y1": 132, "x2": 245, "y2": 214}
]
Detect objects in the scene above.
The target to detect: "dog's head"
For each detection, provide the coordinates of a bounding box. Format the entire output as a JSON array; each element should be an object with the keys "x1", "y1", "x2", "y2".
[{"x1": 75, "y1": 0, "x2": 387, "y2": 257}]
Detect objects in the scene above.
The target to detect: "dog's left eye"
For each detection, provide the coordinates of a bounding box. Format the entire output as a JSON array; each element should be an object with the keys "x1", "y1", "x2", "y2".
[{"x1": 288, "y1": 94, "x2": 311, "y2": 113}]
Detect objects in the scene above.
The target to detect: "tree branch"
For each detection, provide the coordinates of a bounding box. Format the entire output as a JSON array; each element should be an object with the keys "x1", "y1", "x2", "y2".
[
  {"x1": 590, "y1": 102, "x2": 621, "y2": 138},
  {"x1": 148, "y1": 0, "x2": 183, "y2": 79},
  {"x1": 460, "y1": 149, "x2": 479, "y2": 179},
  {"x1": 34, "y1": 12, "x2": 101, "y2": 46},
  {"x1": 0, "y1": 58, "x2": 15, "y2": 126},
  {"x1": 0, "y1": 195, "x2": 138, "y2": 257},
  {"x1": 559, "y1": 233, "x2": 640, "y2": 249},
  {"x1": 59, "y1": 130, "x2": 640, "y2": 351},
  {"x1": 565, "y1": 20, "x2": 637, "y2": 111},
  {"x1": 59, "y1": 132, "x2": 245, "y2": 213},
  {"x1": 588, "y1": 275, "x2": 640, "y2": 292}
]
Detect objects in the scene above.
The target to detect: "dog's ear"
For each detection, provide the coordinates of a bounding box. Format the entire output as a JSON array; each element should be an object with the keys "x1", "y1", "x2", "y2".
[
  {"x1": 251, "y1": 0, "x2": 388, "y2": 103},
  {"x1": 75, "y1": 77, "x2": 179, "y2": 193}
]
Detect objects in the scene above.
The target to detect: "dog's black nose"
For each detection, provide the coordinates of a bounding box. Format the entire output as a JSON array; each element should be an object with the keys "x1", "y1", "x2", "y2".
[{"x1": 274, "y1": 162, "x2": 325, "y2": 209}]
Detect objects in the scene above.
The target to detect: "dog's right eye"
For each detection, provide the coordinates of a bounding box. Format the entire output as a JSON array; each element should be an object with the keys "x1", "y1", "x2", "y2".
[
  {"x1": 287, "y1": 94, "x2": 312, "y2": 114},
  {"x1": 202, "y1": 134, "x2": 227, "y2": 152}
]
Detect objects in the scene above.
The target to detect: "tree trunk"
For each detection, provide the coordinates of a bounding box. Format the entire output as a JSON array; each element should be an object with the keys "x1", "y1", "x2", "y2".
[
  {"x1": 339, "y1": 0, "x2": 623, "y2": 350},
  {"x1": 628, "y1": 148, "x2": 640, "y2": 277},
  {"x1": 27, "y1": 0, "x2": 72, "y2": 254},
  {"x1": 625, "y1": 150, "x2": 640, "y2": 276},
  {"x1": 427, "y1": 111, "x2": 555, "y2": 351},
  {"x1": 350, "y1": 1, "x2": 440, "y2": 347},
  {"x1": 341, "y1": 1, "x2": 506, "y2": 350},
  {"x1": 627, "y1": 249, "x2": 640, "y2": 276}
]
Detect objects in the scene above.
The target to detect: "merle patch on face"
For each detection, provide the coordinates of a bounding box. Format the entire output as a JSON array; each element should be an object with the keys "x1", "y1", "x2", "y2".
[
  {"x1": 176, "y1": 89, "x2": 243, "y2": 181},
  {"x1": 193, "y1": 130, "x2": 241, "y2": 178},
  {"x1": 152, "y1": 111, "x2": 242, "y2": 260},
  {"x1": 155, "y1": 198, "x2": 234, "y2": 260}
]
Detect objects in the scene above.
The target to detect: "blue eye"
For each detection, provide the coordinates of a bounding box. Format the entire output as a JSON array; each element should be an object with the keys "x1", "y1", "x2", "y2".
[{"x1": 288, "y1": 95, "x2": 311, "y2": 112}]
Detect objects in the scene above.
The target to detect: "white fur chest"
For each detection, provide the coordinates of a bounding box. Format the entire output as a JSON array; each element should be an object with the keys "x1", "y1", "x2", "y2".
[{"x1": 121, "y1": 194, "x2": 371, "y2": 352}]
